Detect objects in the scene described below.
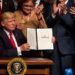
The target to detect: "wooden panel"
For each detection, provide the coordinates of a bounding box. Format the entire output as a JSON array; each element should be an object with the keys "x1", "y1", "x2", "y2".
[
  {"x1": 26, "y1": 68, "x2": 49, "y2": 75},
  {"x1": 0, "y1": 58, "x2": 54, "y2": 65},
  {"x1": 0, "y1": 58, "x2": 54, "y2": 75},
  {"x1": 0, "y1": 68, "x2": 49, "y2": 75},
  {"x1": 0, "y1": 69, "x2": 7, "y2": 74}
]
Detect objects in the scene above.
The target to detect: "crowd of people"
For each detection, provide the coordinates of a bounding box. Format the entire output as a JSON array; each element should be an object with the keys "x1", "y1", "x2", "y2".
[{"x1": 0, "y1": 0, "x2": 75, "y2": 75}]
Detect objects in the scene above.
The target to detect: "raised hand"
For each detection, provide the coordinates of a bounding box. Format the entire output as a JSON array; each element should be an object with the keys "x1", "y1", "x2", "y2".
[
  {"x1": 52, "y1": 3, "x2": 59, "y2": 15},
  {"x1": 70, "y1": 7, "x2": 75, "y2": 15},
  {"x1": 34, "y1": 4, "x2": 44, "y2": 15}
]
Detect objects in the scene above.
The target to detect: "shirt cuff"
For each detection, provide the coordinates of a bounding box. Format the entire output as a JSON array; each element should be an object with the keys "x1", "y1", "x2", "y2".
[{"x1": 17, "y1": 47, "x2": 22, "y2": 56}]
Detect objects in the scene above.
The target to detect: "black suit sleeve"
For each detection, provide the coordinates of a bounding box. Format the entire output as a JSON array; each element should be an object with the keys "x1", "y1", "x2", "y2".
[{"x1": 61, "y1": 13, "x2": 74, "y2": 29}]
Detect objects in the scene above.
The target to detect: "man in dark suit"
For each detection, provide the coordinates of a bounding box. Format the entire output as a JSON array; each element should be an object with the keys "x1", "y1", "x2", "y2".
[
  {"x1": 0, "y1": 12, "x2": 30, "y2": 57},
  {"x1": 2, "y1": 0, "x2": 20, "y2": 12},
  {"x1": 70, "y1": 6, "x2": 75, "y2": 75},
  {"x1": 44, "y1": 0, "x2": 75, "y2": 75}
]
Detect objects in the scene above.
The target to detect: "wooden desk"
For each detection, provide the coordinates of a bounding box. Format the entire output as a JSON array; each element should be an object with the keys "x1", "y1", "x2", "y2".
[{"x1": 0, "y1": 57, "x2": 54, "y2": 75}]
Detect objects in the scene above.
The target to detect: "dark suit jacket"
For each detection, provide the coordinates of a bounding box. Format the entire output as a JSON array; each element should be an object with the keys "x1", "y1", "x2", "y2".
[
  {"x1": 43, "y1": 2, "x2": 53, "y2": 27},
  {"x1": 0, "y1": 28, "x2": 27, "y2": 57},
  {"x1": 2, "y1": 0, "x2": 18, "y2": 12},
  {"x1": 45, "y1": 0, "x2": 75, "y2": 55}
]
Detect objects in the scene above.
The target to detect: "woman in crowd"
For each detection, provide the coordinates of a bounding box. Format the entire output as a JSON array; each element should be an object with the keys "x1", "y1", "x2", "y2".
[{"x1": 14, "y1": 0, "x2": 47, "y2": 38}]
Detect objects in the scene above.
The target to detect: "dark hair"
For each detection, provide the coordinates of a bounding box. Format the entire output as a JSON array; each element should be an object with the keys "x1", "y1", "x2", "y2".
[{"x1": 17, "y1": 0, "x2": 35, "y2": 10}]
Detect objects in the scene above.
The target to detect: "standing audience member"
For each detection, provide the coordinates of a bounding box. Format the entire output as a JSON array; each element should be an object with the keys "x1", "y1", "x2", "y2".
[
  {"x1": 43, "y1": 1, "x2": 61, "y2": 75},
  {"x1": 0, "y1": 12, "x2": 30, "y2": 57},
  {"x1": 0, "y1": 0, "x2": 2, "y2": 10},
  {"x1": 0, "y1": 0, "x2": 2, "y2": 26},
  {"x1": 13, "y1": 0, "x2": 21, "y2": 11},
  {"x1": 2, "y1": 0, "x2": 20, "y2": 12},
  {"x1": 70, "y1": 6, "x2": 75, "y2": 75},
  {"x1": 43, "y1": 0, "x2": 54, "y2": 27},
  {"x1": 0, "y1": 0, "x2": 2, "y2": 16},
  {"x1": 44, "y1": 0, "x2": 75, "y2": 75}
]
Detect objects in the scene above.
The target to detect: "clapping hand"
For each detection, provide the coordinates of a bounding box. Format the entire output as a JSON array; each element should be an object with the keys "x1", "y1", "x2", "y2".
[
  {"x1": 58, "y1": 1, "x2": 67, "y2": 15},
  {"x1": 52, "y1": 3, "x2": 59, "y2": 15},
  {"x1": 70, "y1": 7, "x2": 75, "y2": 15},
  {"x1": 34, "y1": 4, "x2": 44, "y2": 15}
]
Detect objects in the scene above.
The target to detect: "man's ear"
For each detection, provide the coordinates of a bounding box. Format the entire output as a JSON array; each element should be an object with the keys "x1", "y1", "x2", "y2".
[{"x1": 1, "y1": 21, "x2": 5, "y2": 27}]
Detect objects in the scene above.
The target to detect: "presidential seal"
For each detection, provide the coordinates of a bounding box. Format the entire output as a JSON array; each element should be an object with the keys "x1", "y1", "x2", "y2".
[{"x1": 7, "y1": 58, "x2": 27, "y2": 75}]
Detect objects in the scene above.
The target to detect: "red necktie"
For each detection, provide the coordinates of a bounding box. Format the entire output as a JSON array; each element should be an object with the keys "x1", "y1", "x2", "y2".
[{"x1": 9, "y1": 33, "x2": 16, "y2": 48}]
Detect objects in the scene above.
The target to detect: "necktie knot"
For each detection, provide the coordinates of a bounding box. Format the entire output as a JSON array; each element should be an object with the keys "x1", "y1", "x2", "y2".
[{"x1": 9, "y1": 32, "x2": 12, "y2": 36}]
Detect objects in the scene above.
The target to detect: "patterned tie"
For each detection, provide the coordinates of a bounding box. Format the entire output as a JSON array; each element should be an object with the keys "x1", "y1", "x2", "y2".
[{"x1": 9, "y1": 33, "x2": 16, "y2": 48}]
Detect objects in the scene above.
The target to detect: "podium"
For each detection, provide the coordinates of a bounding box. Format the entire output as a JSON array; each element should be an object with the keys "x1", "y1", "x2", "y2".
[{"x1": 0, "y1": 57, "x2": 54, "y2": 75}]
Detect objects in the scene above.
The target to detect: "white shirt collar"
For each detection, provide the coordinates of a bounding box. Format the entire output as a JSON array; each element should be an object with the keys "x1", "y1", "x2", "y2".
[{"x1": 4, "y1": 29, "x2": 11, "y2": 38}]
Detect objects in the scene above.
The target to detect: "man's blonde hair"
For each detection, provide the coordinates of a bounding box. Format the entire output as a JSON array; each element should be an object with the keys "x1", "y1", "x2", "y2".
[{"x1": 1, "y1": 12, "x2": 15, "y2": 22}]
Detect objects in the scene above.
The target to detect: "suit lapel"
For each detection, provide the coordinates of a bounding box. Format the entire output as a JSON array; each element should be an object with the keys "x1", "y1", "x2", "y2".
[
  {"x1": 13, "y1": 30, "x2": 19, "y2": 46},
  {"x1": 2, "y1": 30, "x2": 13, "y2": 48}
]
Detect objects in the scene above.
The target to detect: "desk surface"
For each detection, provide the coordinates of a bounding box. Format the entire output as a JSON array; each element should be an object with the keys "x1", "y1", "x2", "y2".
[{"x1": 0, "y1": 57, "x2": 54, "y2": 65}]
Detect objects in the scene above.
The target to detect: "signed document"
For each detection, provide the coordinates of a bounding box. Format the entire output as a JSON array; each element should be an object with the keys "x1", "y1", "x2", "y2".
[{"x1": 27, "y1": 28, "x2": 54, "y2": 50}]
